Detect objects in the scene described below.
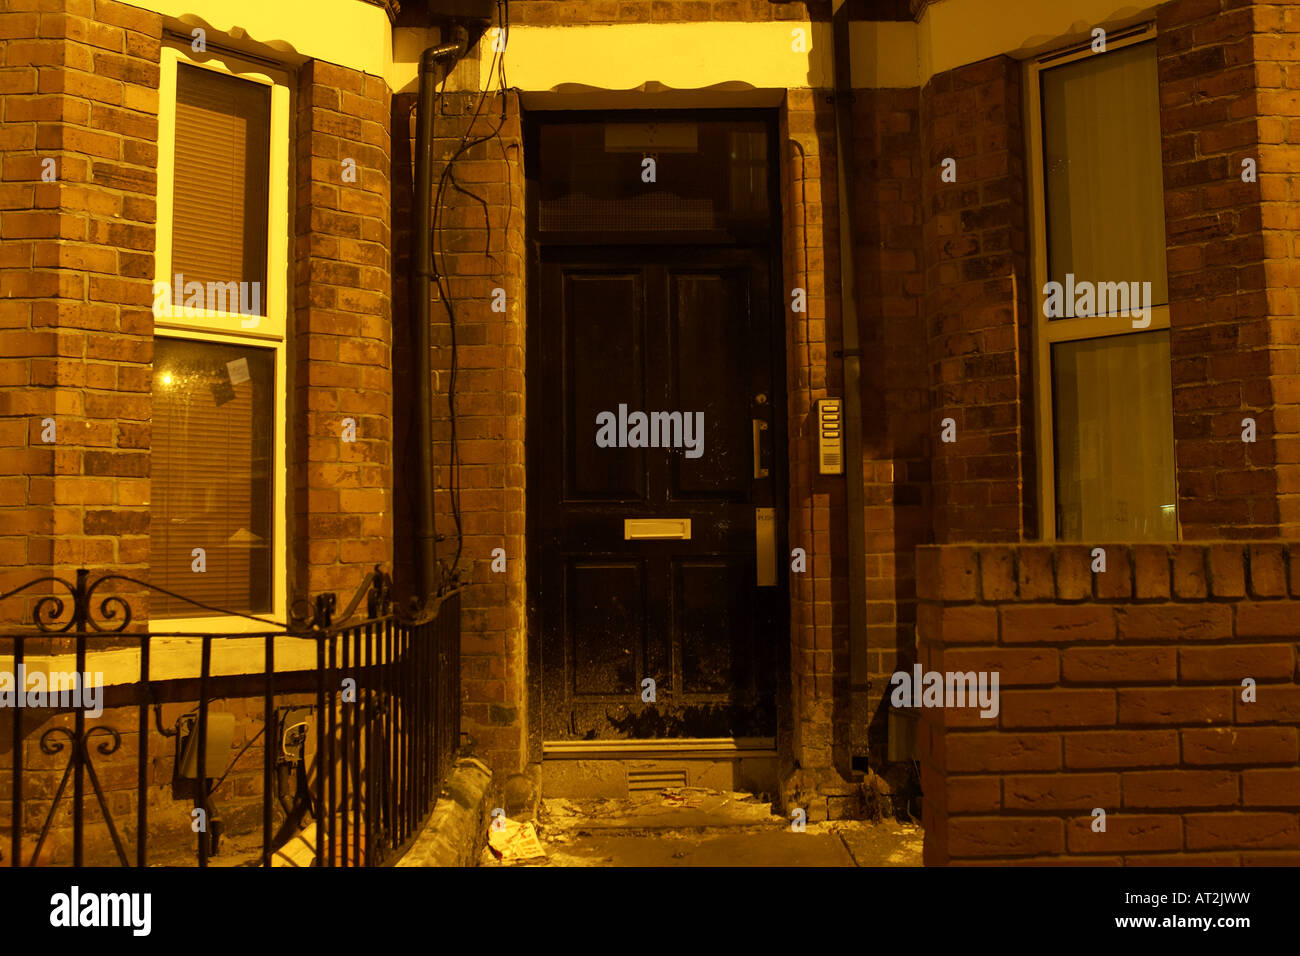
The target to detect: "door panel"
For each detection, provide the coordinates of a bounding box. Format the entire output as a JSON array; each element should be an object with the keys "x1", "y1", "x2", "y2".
[
  {"x1": 564, "y1": 273, "x2": 645, "y2": 502},
  {"x1": 670, "y1": 271, "x2": 751, "y2": 499},
  {"x1": 567, "y1": 560, "x2": 643, "y2": 696},
  {"x1": 677, "y1": 559, "x2": 750, "y2": 695},
  {"x1": 535, "y1": 246, "x2": 782, "y2": 741}
]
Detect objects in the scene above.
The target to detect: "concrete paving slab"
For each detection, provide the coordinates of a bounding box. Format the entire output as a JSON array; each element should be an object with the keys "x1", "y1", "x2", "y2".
[
  {"x1": 835, "y1": 819, "x2": 923, "y2": 867},
  {"x1": 542, "y1": 829, "x2": 855, "y2": 867},
  {"x1": 479, "y1": 787, "x2": 924, "y2": 867}
]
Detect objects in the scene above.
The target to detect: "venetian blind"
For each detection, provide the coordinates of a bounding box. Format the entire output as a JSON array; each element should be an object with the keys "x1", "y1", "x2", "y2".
[
  {"x1": 171, "y1": 64, "x2": 270, "y2": 314},
  {"x1": 151, "y1": 339, "x2": 274, "y2": 617}
]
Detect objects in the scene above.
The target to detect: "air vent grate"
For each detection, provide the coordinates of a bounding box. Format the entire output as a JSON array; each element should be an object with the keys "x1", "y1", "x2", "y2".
[{"x1": 628, "y1": 769, "x2": 688, "y2": 792}]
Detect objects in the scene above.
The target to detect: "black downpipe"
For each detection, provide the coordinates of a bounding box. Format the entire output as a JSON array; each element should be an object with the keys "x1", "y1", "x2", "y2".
[
  {"x1": 413, "y1": 31, "x2": 468, "y2": 604},
  {"x1": 831, "y1": 4, "x2": 870, "y2": 705}
]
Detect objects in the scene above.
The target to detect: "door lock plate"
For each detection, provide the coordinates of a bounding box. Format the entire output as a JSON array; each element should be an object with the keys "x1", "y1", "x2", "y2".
[{"x1": 756, "y1": 507, "x2": 777, "y2": 586}]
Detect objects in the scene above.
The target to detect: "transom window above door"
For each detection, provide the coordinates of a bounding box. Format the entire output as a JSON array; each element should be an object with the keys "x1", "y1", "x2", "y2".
[{"x1": 534, "y1": 116, "x2": 771, "y2": 240}]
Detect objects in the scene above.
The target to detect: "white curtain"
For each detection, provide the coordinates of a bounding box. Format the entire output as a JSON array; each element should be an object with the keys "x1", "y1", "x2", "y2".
[
  {"x1": 1043, "y1": 40, "x2": 1169, "y2": 309},
  {"x1": 1054, "y1": 332, "x2": 1177, "y2": 540}
]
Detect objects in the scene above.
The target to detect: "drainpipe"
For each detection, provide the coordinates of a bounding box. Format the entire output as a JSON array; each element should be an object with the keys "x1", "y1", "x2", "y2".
[
  {"x1": 413, "y1": 27, "x2": 469, "y2": 604},
  {"x1": 830, "y1": 2, "x2": 870, "y2": 732}
]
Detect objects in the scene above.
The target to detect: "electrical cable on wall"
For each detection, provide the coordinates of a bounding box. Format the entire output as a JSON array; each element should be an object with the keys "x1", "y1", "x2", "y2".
[{"x1": 429, "y1": 0, "x2": 512, "y2": 590}]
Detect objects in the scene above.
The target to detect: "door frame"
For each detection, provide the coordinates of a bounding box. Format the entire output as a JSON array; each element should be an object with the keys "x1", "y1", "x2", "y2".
[{"x1": 524, "y1": 106, "x2": 789, "y2": 764}]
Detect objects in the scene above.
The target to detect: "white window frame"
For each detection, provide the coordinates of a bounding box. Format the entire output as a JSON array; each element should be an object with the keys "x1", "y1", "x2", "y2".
[
  {"x1": 152, "y1": 43, "x2": 291, "y2": 632},
  {"x1": 1024, "y1": 22, "x2": 1177, "y2": 542}
]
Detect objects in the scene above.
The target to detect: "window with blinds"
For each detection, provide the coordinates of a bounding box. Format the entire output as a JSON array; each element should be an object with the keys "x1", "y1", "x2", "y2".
[
  {"x1": 151, "y1": 338, "x2": 274, "y2": 617},
  {"x1": 170, "y1": 63, "x2": 270, "y2": 315}
]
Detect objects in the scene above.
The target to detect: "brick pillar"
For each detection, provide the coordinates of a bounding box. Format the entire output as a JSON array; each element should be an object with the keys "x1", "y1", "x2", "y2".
[
  {"x1": 852, "y1": 86, "x2": 929, "y2": 758},
  {"x1": 393, "y1": 88, "x2": 526, "y2": 777},
  {"x1": 781, "y1": 89, "x2": 846, "y2": 805},
  {"x1": 0, "y1": 0, "x2": 160, "y2": 610},
  {"x1": 293, "y1": 61, "x2": 393, "y2": 601},
  {"x1": 1255, "y1": 1, "x2": 1300, "y2": 536},
  {"x1": 919, "y1": 55, "x2": 1033, "y2": 544},
  {"x1": 1157, "y1": 0, "x2": 1300, "y2": 538}
]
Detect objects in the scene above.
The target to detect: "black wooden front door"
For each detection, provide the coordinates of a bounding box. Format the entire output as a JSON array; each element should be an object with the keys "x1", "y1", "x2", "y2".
[{"x1": 532, "y1": 245, "x2": 784, "y2": 741}]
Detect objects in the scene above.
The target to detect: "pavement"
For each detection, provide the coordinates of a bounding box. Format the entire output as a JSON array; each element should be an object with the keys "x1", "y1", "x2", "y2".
[{"x1": 479, "y1": 788, "x2": 923, "y2": 867}]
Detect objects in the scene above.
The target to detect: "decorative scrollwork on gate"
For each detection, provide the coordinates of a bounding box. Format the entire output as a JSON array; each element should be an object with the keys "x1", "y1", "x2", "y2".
[
  {"x1": 0, "y1": 570, "x2": 132, "y2": 633},
  {"x1": 30, "y1": 726, "x2": 130, "y2": 867}
]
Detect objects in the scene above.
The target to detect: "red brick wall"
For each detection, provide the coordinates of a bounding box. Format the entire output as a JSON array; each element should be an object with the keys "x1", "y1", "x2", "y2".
[
  {"x1": 852, "y1": 87, "x2": 929, "y2": 758},
  {"x1": 1158, "y1": 0, "x2": 1274, "y2": 538},
  {"x1": 0, "y1": 0, "x2": 160, "y2": 612},
  {"x1": 293, "y1": 60, "x2": 394, "y2": 602},
  {"x1": 1156, "y1": 0, "x2": 1300, "y2": 539},
  {"x1": 1253, "y1": 1, "x2": 1300, "y2": 537},
  {"x1": 919, "y1": 55, "x2": 1033, "y2": 545},
  {"x1": 917, "y1": 542, "x2": 1300, "y2": 864}
]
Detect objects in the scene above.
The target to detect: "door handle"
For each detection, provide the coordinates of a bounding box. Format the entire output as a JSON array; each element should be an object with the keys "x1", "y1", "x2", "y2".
[{"x1": 752, "y1": 419, "x2": 770, "y2": 480}]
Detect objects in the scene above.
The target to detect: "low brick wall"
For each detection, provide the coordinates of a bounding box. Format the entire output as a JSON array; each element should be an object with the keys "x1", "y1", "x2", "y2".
[{"x1": 914, "y1": 543, "x2": 1300, "y2": 865}]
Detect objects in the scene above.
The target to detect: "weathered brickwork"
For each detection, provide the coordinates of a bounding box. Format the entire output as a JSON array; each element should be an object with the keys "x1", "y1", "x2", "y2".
[
  {"x1": 0, "y1": 0, "x2": 160, "y2": 610},
  {"x1": 917, "y1": 543, "x2": 1300, "y2": 865},
  {"x1": 919, "y1": 54, "x2": 1033, "y2": 545},
  {"x1": 392, "y1": 88, "x2": 527, "y2": 776},
  {"x1": 0, "y1": 0, "x2": 164, "y2": 861},
  {"x1": 1156, "y1": 0, "x2": 1300, "y2": 539},
  {"x1": 851, "y1": 87, "x2": 929, "y2": 759},
  {"x1": 292, "y1": 60, "x2": 395, "y2": 601},
  {"x1": 780, "y1": 88, "x2": 845, "y2": 809},
  {"x1": 1253, "y1": 2, "x2": 1300, "y2": 539},
  {"x1": 1159, "y1": 0, "x2": 1272, "y2": 538}
]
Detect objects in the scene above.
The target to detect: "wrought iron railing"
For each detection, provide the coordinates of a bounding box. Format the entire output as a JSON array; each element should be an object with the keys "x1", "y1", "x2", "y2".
[{"x1": 0, "y1": 567, "x2": 461, "y2": 867}]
